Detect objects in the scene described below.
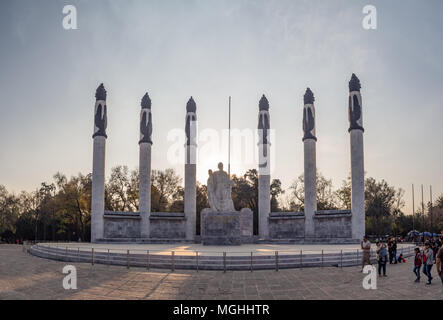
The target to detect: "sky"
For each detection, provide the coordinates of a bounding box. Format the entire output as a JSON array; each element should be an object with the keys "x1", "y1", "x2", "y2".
[{"x1": 0, "y1": 0, "x2": 442, "y2": 214}]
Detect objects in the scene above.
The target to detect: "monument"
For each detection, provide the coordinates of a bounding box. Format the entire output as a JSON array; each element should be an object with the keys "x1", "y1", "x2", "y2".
[
  {"x1": 91, "y1": 84, "x2": 107, "y2": 242},
  {"x1": 201, "y1": 163, "x2": 253, "y2": 245},
  {"x1": 258, "y1": 95, "x2": 271, "y2": 240},
  {"x1": 303, "y1": 88, "x2": 317, "y2": 239},
  {"x1": 90, "y1": 73, "x2": 365, "y2": 244},
  {"x1": 139, "y1": 93, "x2": 152, "y2": 238},
  {"x1": 348, "y1": 74, "x2": 365, "y2": 241}
]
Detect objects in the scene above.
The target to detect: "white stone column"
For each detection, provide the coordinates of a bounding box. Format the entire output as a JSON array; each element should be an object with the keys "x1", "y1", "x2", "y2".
[
  {"x1": 302, "y1": 88, "x2": 317, "y2": 239},
  {"x1": 258, "y1": 169, "x2": 270, "y2": 239},
  {"x1": 303, "y1": 139, "x2": 316, "y2": 238},
  {"x1": 348, "y1": 74, "x2": 365, "y2": 240},
  {"x1": 91, "y1": 84, "x2": 107, "y2": 243},
  {"x1": 184, "y1": 97, "x2": 197, "y2": 241},
  {"x1": 139, "y1": 143, "x2": 152, "y2": 237},
  {"x1": 350, "y1": 130, "x2": 364, "y2": 240},
  {"x1": 185, "y1": 161, "x2": 196, "y2": 240},
  {"x1": 139, "y1": 93, "x2": 153, "y2": 238},
  {"x1": 258, "y1": 95, "x2": 270, "y2": 239}
]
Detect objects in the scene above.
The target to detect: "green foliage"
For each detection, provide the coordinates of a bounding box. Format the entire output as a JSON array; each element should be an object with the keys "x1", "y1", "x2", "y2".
[
  {"x1": 1, "y1": 165, "x2": 439, "y2": 242},
  {"x1": 286, "y1": 172, "x2": 338, "y2": 211}
]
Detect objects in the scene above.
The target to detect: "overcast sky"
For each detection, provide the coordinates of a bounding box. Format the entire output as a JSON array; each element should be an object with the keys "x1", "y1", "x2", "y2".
[{"x1": 1, "y1": 0, "x2": 442, "y2": 213}]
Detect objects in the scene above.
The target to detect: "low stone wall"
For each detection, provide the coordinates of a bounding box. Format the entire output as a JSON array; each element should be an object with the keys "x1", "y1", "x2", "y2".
[
  {"x1": 149, "y1": 212, "x2": 186, "y2": 239},
  {"x1": 29, "y1": 243, "x2": 417, "y2": 270},
  {"x1": 103, "y1": 211, "x2": 187, "y2": 240},
  {"x1": 269, "y1": 212, "x2": 305, "y2": 239},
  {"x1": 103, "y1": 211, "x2": 141, "y2": 238},
  {"x1": 314, "y1": 210, "x2": 352, "y2": 239}
]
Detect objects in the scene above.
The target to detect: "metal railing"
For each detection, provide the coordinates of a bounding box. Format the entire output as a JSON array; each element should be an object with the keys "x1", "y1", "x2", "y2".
[{"x1": 27, "y1": 242, "x2": 417, "y2": 272}]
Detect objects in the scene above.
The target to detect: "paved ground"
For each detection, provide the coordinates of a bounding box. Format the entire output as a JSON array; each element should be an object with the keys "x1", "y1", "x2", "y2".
[{"x1": 0, "y1": 244, "x2": 441, "y2": 300}]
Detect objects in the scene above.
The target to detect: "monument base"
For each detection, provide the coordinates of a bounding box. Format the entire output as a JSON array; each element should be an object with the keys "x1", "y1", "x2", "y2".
[
  {"x1": 201, "y1": 210, "x2": 241, "y2": 245},
  {"x1": 201, "y1": 208, "x2": 253, "y2": 245}
]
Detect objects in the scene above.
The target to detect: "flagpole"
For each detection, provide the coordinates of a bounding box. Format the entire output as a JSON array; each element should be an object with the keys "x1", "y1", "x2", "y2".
[
  {"x1": 421, "y1": 185, "x2": 425, "y2": 243},
  {"x1": 412, "y1": 184, "x2": 415, "y2": 231},
  {"x1": 430, "y1": 185, "x2": 433, "y2": 233},
  {"x1": 228, "y1": 96, "x2": 231, "y2": 177}
]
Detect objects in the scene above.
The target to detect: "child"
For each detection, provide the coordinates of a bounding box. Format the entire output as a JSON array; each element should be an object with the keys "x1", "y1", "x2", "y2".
[
  {"x1": 413, "y1": 248, "x2": 422, "y2": 282},
  {"x1": 397, "y1": 253, "x2": 406, "y2": 263}
]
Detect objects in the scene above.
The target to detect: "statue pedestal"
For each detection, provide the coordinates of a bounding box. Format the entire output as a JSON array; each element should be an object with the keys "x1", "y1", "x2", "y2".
[{"x1": 201, "y1": 208, "x2": 253, "y2": 245}]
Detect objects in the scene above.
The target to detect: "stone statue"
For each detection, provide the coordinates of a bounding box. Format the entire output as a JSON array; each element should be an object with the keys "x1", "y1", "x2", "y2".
[
  {"x1": 139, "y1": 93, "x2": 153, "y2": 144},
  {"x1": 348, "y1": 73, "x2": 364, "y2": 132},
  {"x1": 302, "y1": 88, "x2": 317, "y2": 141},
  {"x1": 185, "y1": 97, "x2": 197, "y2": 146},
  {"x1": 258, "y1": 95, "x2": 270, "y2": 169},
  {"x1": 207, "y1": 163, "x2": 235, "y2": 212}
]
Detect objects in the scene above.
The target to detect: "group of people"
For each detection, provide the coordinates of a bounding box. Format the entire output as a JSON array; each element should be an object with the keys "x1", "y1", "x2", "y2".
[
  {"x1": 360, "y1": 235, "x2": 443, "y2": 286},
  {"x1": 412, "y1": 238, "x2": 442, "y2": 285}
]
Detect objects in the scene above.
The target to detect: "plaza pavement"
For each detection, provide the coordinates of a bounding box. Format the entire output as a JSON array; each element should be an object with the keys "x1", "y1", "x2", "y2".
[{"x1": 0, "y1": 244, "x2": 441, "y2": 300}]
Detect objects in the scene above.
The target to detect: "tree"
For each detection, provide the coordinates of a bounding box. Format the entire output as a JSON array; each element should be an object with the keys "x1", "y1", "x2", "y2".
[
  {"x1": 105, "y1": 166, "x2": 137, "y2": 212},
  {"x1": 151, "y1": 169, "x2": 182, "y2": 212},
  {"x1": 231, "y1": 169, "x2": 283, "y2": 234},
  {"x1": 287, "y1": 172, "x2": 338, "y2": 211},
  {"x1": 53, "y1": 172, "x2": 92, "y2": 241},
  {"x1": 365, "y1": 177, "x2": 399, "y2": 236},
  {"x1": 270, "y1": 179, "x2": 284, "y2": 212},
  {"x1": 0, "y1": 185, "x2": 20, "y2": 241},
  {"x1": 335, "y1": 176, "x2": 351, "y2": 210}
]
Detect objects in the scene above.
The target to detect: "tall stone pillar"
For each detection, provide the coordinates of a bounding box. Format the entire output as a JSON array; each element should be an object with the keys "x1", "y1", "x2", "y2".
[
  {"x1": 91, "y1": 84, "x2": 107, "y2": 243},
  {"x1": 302, "y1": 88, "x2": 317, "y2": 239},
  {"x1": 139, "y1": 93, "x2": 153, "y2": 238},
  {"x1": 258, "y1": 95, "x2": 271, "y2": 239},
  {"x1": 348, "y1": 74, "x2": 365, "y2": 240},
  {"x1": 184, "y1": 97, "x2": 197, "y2": 241}
]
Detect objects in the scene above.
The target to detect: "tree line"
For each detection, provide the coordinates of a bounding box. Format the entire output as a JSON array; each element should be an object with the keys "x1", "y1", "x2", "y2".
[{"x1": 1, "y1": 166, "x2": 441, "y2": 242}]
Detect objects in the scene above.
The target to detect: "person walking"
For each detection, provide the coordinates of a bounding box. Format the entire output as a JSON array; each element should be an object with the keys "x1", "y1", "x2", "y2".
[
  {"x1": 413, "y1": 247, "x2": 422, "y2": 282},
  {"x1": 436, "y1": 245, "x2": 443, "y2": 287},
  {"x1": 423, "y1": 241, "x2": 434, "y2": 285},
  {"x1": 361, "y1": 236, "x2": 372, "y2": 272},
  {"x1": 376, "y1": 242, "x2": 388, "y2": 277}
]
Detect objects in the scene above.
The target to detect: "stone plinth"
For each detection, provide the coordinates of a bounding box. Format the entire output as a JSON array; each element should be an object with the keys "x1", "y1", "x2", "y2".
[
  {"x1": 240, "y1": 208, "x2": 253, "y2": 237},
  {"x1": 201, "y1": 209, "x2": 241, "y2": 245}
]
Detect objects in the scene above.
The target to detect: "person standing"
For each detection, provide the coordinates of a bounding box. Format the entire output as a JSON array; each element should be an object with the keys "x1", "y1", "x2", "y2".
[
  {"x1": 391, "y1": 239, "x2": 398, "y2": 264},
  {"x1": 388, "y1": 239, "x2": 393, "y2": 264},
  {"x1": 361, "y1": 236, "x2": 372, "y2": 272},
  {"x1": 423, "y1": 242, "x2": 434, "y2": 285},
  {"x1": 376, "y1": 242, "x2": 388, "y2": 277},
  {"x1": 413, "y1": 247, "x2": 422, "y2": 282}
]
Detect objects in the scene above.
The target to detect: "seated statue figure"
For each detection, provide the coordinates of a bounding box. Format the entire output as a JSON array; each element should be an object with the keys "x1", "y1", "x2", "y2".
[{"x1": 207, "y1": 162, "x2": 235, "y2": 212}]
